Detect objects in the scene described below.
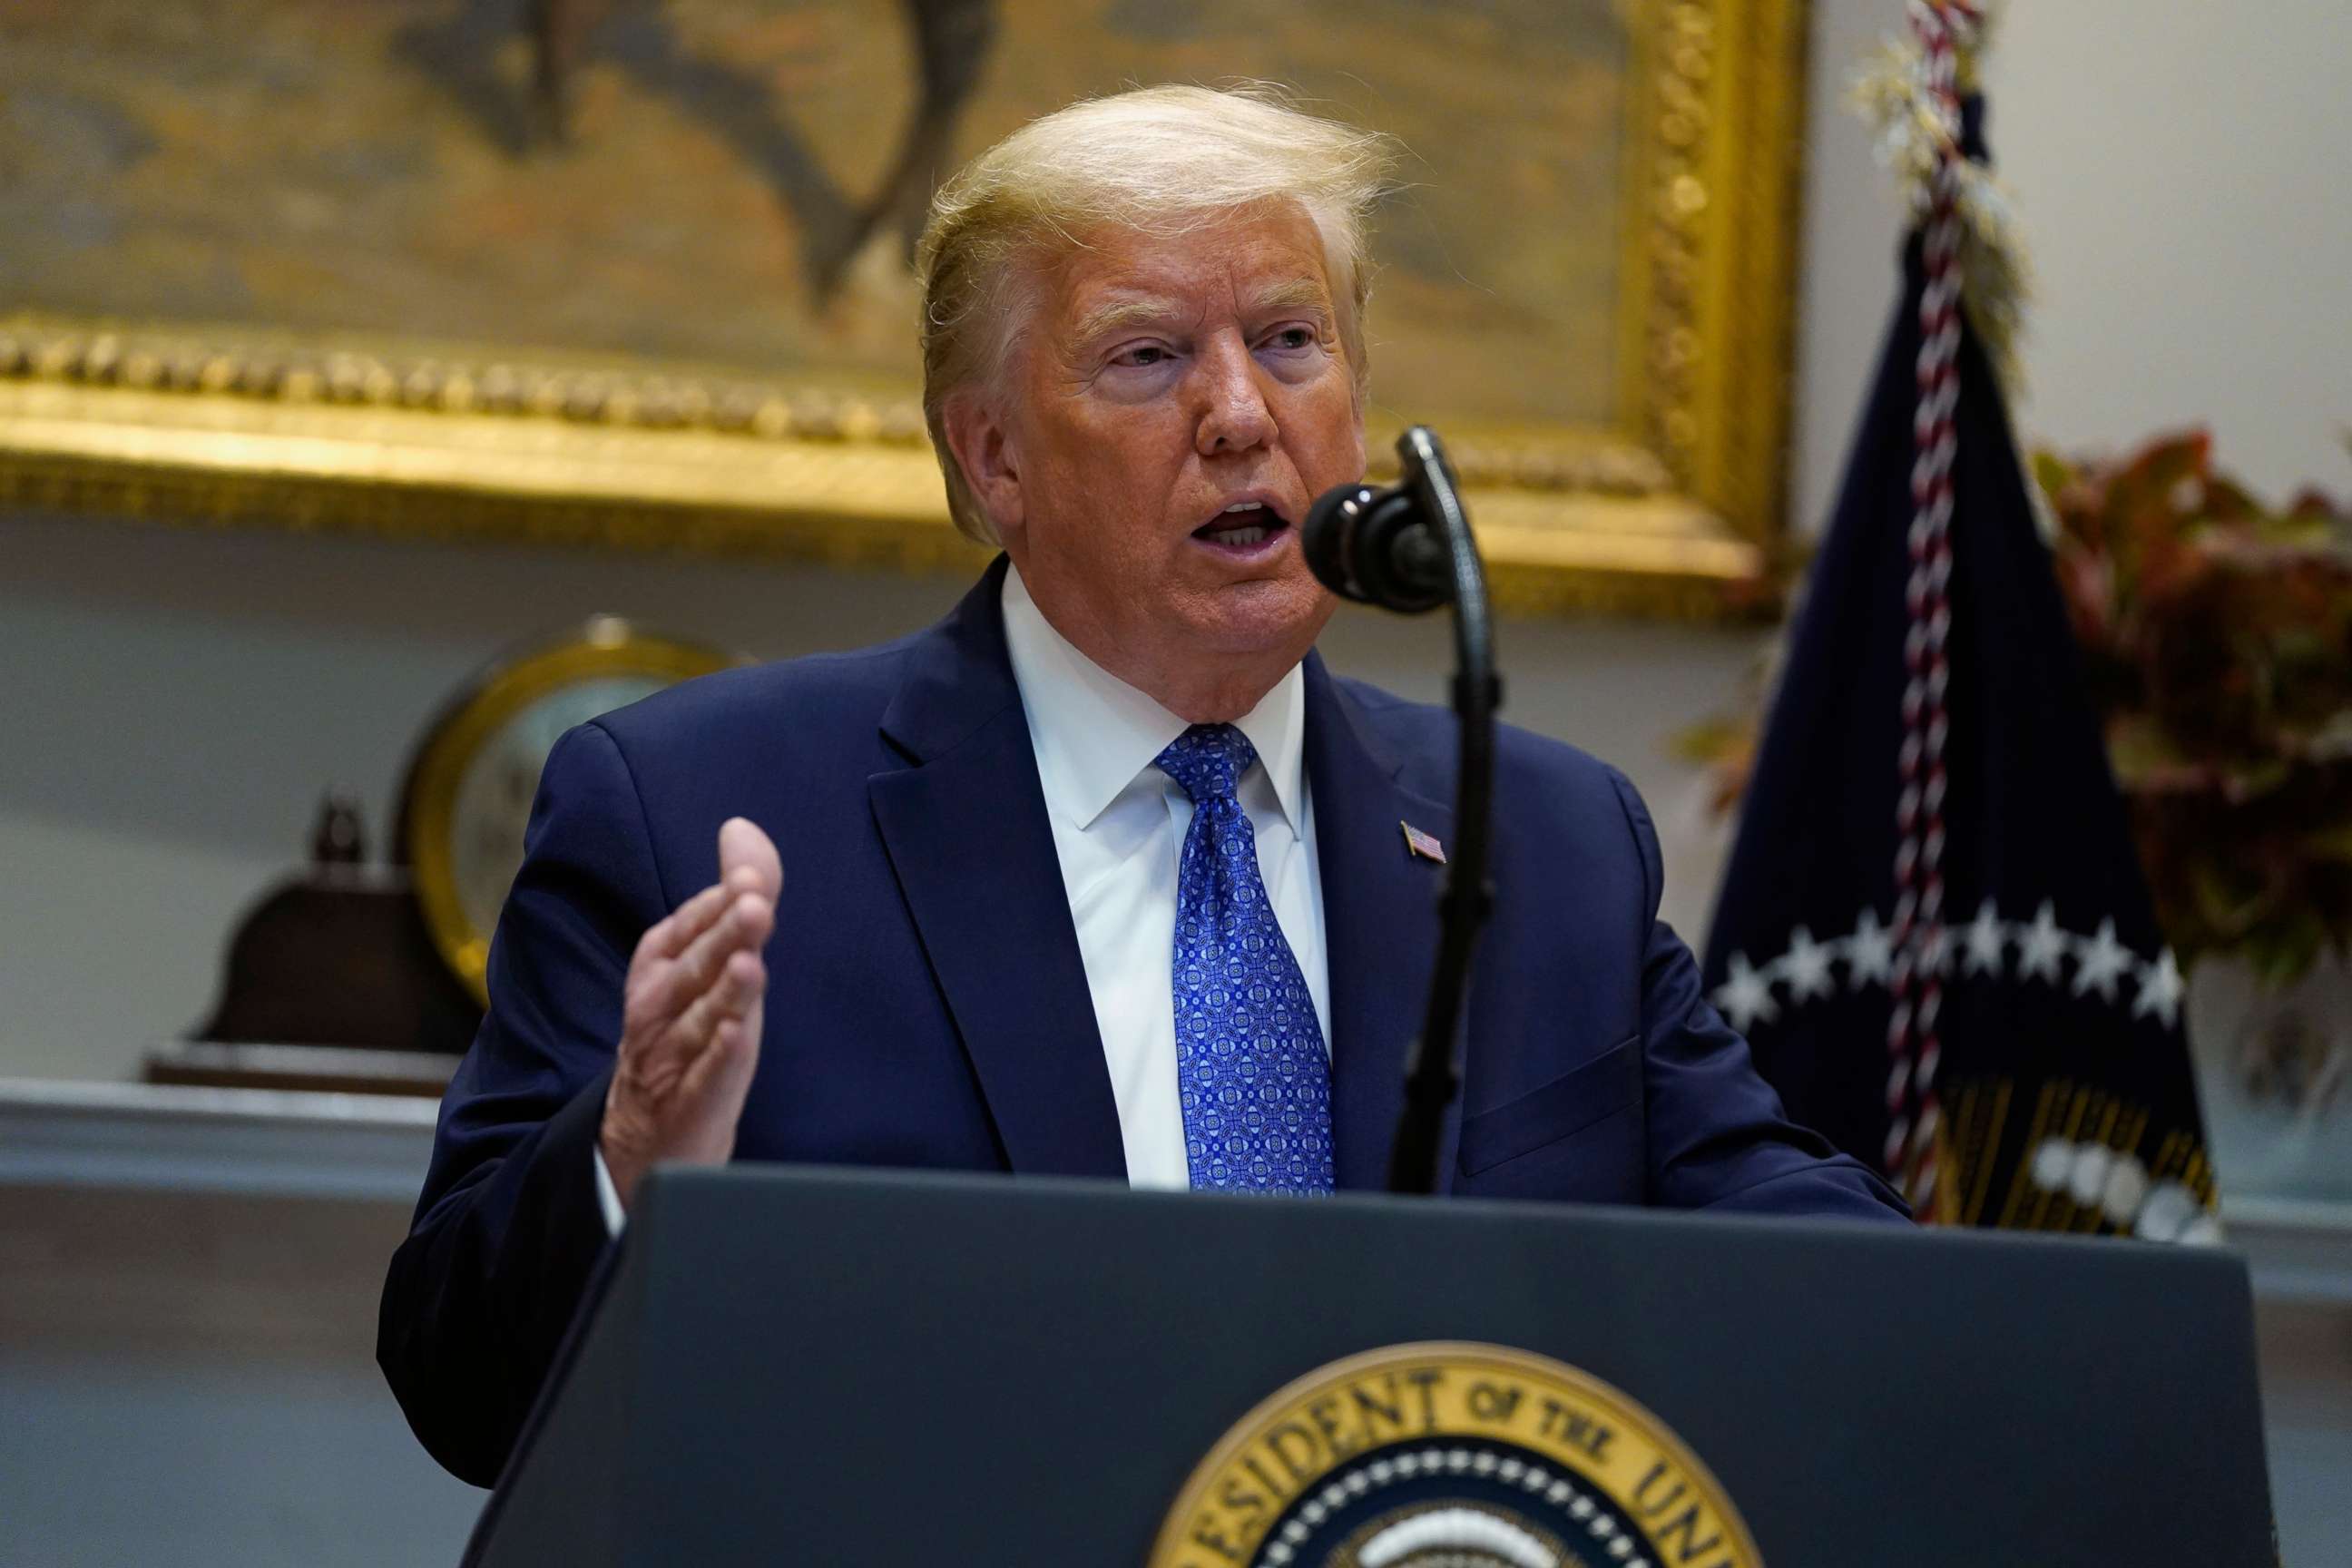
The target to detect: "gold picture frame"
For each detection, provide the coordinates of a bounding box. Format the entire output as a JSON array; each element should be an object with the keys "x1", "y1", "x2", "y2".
[{"x1": 0, "y1": 0, "x2": 1804, "y2": 620}]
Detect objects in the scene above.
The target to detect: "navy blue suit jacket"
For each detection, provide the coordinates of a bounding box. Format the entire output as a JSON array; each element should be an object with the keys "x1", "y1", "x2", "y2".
[{"x1": 379, "y1": 557, "x2": 1901, "y2": 1485}]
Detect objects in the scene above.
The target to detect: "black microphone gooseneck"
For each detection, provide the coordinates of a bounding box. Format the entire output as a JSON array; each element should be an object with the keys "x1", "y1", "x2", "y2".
[{"x1": 1302, "y1": 426, "x2": 1498, "y2": 1196}]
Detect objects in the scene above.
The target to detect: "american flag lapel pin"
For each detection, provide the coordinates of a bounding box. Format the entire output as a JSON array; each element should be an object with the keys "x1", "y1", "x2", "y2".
[{"x1": 1400, "y1": 821, "x2": 1447, "y2": 865}]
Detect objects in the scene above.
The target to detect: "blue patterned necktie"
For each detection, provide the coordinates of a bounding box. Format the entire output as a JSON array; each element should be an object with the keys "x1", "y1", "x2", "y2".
[{"x1": 1156, "y1": 723, "x2": 1335, "y2": 1195}]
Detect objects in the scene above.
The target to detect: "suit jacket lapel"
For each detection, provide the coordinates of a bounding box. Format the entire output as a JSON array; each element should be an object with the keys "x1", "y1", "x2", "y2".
[
  {"x1": 867, "y1": 559, "x2": 1127, "y2": 1180},
  {"x1": 1303, "y1": 656, "x2": 1458, "y2": 1191}
]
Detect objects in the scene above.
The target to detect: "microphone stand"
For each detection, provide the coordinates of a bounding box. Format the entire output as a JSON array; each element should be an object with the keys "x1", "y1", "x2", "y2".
[{"x1": 1385, "y1": 427, "x2": 1498, "y2": 1196}]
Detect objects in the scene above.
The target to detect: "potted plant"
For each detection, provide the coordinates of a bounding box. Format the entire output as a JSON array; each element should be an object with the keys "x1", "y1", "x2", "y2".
[{"x1": 2039, "y1": 433, "x2": 2350, "y2": 1196}]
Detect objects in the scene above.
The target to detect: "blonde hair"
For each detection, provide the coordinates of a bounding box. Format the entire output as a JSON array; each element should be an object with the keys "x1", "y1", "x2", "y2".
[{"x1": 916, "y1": 83, "x2": 1396, "y2": 545}]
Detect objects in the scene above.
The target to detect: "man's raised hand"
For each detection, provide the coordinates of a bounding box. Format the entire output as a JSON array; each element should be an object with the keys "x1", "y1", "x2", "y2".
[{"x1": 598, "y1": 817, "x2": 783, "y2": 1211}]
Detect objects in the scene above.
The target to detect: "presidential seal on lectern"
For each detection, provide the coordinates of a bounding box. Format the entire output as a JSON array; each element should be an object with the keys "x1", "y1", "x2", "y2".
[{"x1": 1151, "y1": 1343, "x2": 1761, "y2": 1568}]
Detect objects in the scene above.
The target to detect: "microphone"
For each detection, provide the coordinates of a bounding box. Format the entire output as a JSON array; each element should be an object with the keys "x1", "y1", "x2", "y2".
[
  {"x1": 1302, "y1": 480, "x2": 1452, "y2": 613},
  {"x1": 1304, "y1": 427, "x2": 1501, "y2": 1197}
]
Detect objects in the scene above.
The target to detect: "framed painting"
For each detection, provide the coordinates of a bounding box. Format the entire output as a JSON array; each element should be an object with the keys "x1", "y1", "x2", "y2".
[{"x1": 0, "y1": 0, "x2": 1807, "y2": 617}]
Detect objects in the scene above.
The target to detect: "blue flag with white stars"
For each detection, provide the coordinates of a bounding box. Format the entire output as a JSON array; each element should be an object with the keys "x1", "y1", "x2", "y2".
[{"x1": 1700, "y1": 107, "x2": 2211, "y2": 1238}]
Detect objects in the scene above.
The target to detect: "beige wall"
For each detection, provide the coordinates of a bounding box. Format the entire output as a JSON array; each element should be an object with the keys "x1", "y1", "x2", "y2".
[
  {"x1": 0, "y1": 510, "x2": 1753, "y2": 1082},
  {"x1": 1797, "y1": 0, "x2": 2352, "y2": 534}
]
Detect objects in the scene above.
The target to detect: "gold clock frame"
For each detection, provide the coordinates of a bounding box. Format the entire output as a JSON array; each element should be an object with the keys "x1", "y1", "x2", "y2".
[
  {"x1": 397, "y1": 618, "x2": 734, "y2": 1006},
  {"x1": 0, "y1": 0, "x2": 1806, "y2": 621}
]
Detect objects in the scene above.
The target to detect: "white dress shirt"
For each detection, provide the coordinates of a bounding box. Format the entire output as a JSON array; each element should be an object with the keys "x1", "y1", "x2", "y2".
[
  {"x1": 998, "y1": 564, "x2": 1331, "y2": 1188},
  {"x1": 594, "y1": 564, "x2": 1332, "y2": 1230}
]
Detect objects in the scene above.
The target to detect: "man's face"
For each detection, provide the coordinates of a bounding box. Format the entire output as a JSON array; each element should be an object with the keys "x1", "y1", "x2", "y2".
[{"x1": 965, "y1": 203, "x2": 1365, "y2": 691}]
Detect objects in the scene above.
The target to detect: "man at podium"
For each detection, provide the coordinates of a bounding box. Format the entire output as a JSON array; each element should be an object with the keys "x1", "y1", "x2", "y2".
[{"x1": 381, "y1": 84, "x2": 1903, "y2": 1486}]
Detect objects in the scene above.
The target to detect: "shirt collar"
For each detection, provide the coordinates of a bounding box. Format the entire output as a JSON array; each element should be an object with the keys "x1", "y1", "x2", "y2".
[{"x1": 1000, "y1": 563, "x2": 1307, "y2": 835}]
